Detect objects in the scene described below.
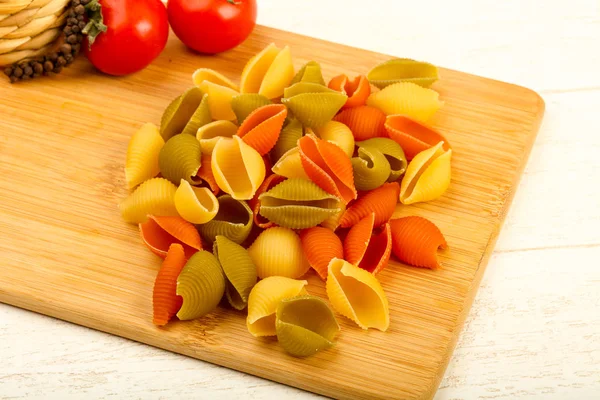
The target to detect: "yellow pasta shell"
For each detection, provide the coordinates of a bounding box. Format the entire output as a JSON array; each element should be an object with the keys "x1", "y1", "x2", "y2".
[
  {"x1": 258, "y1": 178, "x2": 341, "y2": 229},
  {"x1": 259, "y1": 45, "x2": 294, "y2": 99},
  {"x1": 326, "y1": 258, "x2": 389, "y2": 331},
  {"x1": 313, "y1": 121, "x2": 355, "y2": 157},
  {"x1": 231, "y1": 93, "x2": 272, "y2": 125},
  {"x1": 248, "y1": 227, "x2": 311, "y2": 279},
  {"x1": 276, "y1": 295, "x2": 340, "y2": 357},
  {"x1": 400, "y1": 141, "x2": 452, "y2": 205},
  {"x1": 192, "y1": 68, "x2": 239, "y2": 91},
  {"x1": 196, "y1": 120, "x2": 238, "y2": 155},
  {"x1": 211, "y1": 136, "x2": 266, "y2": 200},
  {"x1": 271, "y1": 147, "x2": 309, "y2": 180},
  {"x1": 367, "y1": 58, "x2": 439, "y2": 89},
  {"x1": 213, "y1": 235, "x2": 257, "y2": 310},
  {"x1": 176, "y1": 250, "x2": 225, "y2": 320},
  {"x1": 160, "y1": 87, "x2": 206, "y2": 141},
  {"x1": 198, "y1": 80, "x2": 239, "y2": 121},
  {"x1": 199, "y1": 195, "x2": 253, "y2": 245},
  {"x1": 120, "y1": 178, "x2": 178, "y2": 224},
  {"x1": 159, "y1": 134, "x2": 202, "y2": 185},
  {"x1": 125, "y1": 123, "x2": 164, "y2": 190},
  {"x1": 366, "y1": 82, "x2": 443, "y2": 122},
  {"x1": 240, "y1": 43, "x2": 281, "y2": 94},
  {"x1": 246, "y1": 276, "x2": 307, "y2": 337},
  {"x1": 174, "y1": 180, "x2": 219, "y2": 224}
]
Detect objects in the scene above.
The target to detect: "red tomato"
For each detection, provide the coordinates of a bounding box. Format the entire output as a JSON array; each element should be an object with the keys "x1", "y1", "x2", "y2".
[
  {"x1": 168, "y1": 0, "x2": 257, "y2": 54},
  {"x1": 85, "y1": 0, "x2": 169, "y2": 76}
]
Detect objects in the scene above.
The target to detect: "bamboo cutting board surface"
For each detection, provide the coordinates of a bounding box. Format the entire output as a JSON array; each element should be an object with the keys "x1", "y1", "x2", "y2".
[{"x1": 0, "y1": 26, "x2": 544, "y2": 400}]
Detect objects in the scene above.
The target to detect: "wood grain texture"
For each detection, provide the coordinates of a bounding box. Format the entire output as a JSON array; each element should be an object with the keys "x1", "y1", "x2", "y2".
[{"x1": 0, "y1": 25, "x2": 544, "y2": 400}]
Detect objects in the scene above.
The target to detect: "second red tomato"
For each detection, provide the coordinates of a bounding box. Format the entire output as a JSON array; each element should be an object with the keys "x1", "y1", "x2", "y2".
[{"x1": 167, "y1": 0, "x2": 257, "y2": 54}]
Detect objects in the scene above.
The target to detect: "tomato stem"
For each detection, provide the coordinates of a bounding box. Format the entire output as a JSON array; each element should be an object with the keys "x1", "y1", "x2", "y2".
[
  {"x1": 227, "y1": 0, "x2": 242, "y2": 4},
  {"x1": 82, "y1": 0, "x2": 107, "y2": 49}
]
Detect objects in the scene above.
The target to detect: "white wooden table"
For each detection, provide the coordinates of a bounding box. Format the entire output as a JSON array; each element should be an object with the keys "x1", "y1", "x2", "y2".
[{"x1": 2, "y1": 0, "x2": 599, "y2": 398}]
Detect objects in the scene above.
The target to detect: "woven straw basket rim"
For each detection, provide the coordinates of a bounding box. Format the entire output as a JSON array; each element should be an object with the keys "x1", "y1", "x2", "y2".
[{"x1": 0, "y1": 0, "x2": 71, "y2": 67}]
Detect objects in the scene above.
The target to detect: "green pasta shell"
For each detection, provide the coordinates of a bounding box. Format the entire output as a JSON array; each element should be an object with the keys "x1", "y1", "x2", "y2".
[
  {"x1": 283, "y1": 82, "x2": 334, "y2": 98},
  {"x1": 258, "y1": 178, "x2": 341, "y2": 229},
  {"x1": 160, "y1": 87, "x2": 206, "y2": 141},
  {"x1": 290, "y1": 61, "x2": 326, "y2": 86},
  {"x1": 213, "y1": 235, "x2": 257, "y2": 310},
  {"x1": 159, "y1": 134, "x2": 202, "y2": 185},
  {"x1": 276, "y1": 295, "x2": 340, "y2": 357},
  {"x1": 367, "y1": 58, "x2": 439, "y2": 89},
  {"x1": 181, "y1": 93, "x2": 212, "y2": 137},
  {"x1": 351, "y1": 146, "x2": 392, "y2": 191},
  {"x1": 199, "y1": 195, "x2": 253, "y2": 244},
  {"x1": 176, "y1": 250, "x2": 226, "y2": 321},
  {"x1": 357, "y1": 138, "x2": 407, "y2": 181},
  {"x1": 282, "y1": 94, "x2": 347, "y2": 129},
  {"x1": 271, "y1": 118, "x2": 303, "y2": 163},
  {"x1": 231, "y1": 93, "x2": 272, "y2": 125}
]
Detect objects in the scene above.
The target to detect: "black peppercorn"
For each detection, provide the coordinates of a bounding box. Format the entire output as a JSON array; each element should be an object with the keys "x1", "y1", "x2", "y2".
[
  {"x1": 49, "y1": 53, "x2": 59, "y2": 62},
  {"x1": 13, "y1": 67, "x2": 23, "y2": 78},
  {"x1": 23, "y1": 66, "x2": 33, "y2": 76},
  {"x1": 4, "y1": 67, "x2": 12, "y2": 77},
  {"x1": 67, "y1": 34, "x2": 78, "y2": 44},
  {"x1": 53, "y1": 66, "x2": 63, "y2": 74},
  {"x1": 78, "y1": 21, "x2": 86, "y2": 29},
  {"x1": 72, "y1": 25, "x2": 80, "y2": 33},
  {"x1": 75, "y1": 4, "x2": 85, "y2": 14},
  {"x1": 64, "y1": 26, "x2": 73, "y2": 36},
  {"x1": 60, "y1": 43, "x2": 72, "y2": 55},
  {"x1": 68, "y1": 17, "x2": 78, "y2": 25},
  {"x1": 44, "y1": 61, "x2": 54, "y2": 72},
  {"x1": 77, "y1": 14, "x2": 85, "y2": 21},
  {"x1": 33, "y1": 62, "x2": 44, "y2": 74},
  {"x1": 10, "y1": 76, "x2": 19, "y2": 83}
]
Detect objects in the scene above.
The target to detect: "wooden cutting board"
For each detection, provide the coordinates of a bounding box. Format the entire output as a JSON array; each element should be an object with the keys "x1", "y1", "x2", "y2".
[{"x1": 0, "y1": 26, "x2": 544, "y2": 400}]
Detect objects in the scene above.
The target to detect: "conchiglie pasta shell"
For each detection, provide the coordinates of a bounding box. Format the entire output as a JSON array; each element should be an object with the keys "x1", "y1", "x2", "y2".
[
  {"x1": 344, "y1": 214, "x2": 392, "y2": 275},
  {"x1": 120, "y1": 178, "x2": 178, "y2": 224},
  {"x1": 248, "y1": 227, "x2": 310, "y2": 279},
  {"x1": 340, "y1": 181, "x2": 400, "y2": 228},
  {"x1": 259, "y1": 45, "x2": 294, "y2": 99},
  {"x1": 271, "y1": 147, "x2": 309, "y2": 180},
  {"x1": 333, "y1": 105, "x2": 387, "y2": 141},
  {"x1": 298, "y1": 134, "x2": 357, "y2": 204},
  {"x1": 211, "y1": 136, "x2": 266, "y2": 200},
  {"x1": 356, "y1": 138, "x2": 407, "y2": 181},
  {"x1": 351, "y1": 146, "x2": 391, "y2": 191},
  {"x1": 390, "y1": 216, "x2": 447, "y2": 269},
  {"x1": 125, "y1": 123, "x2": 164, "y2": 189},
  {"x1": 198, "y1": 80, "x2": 239, "y2": 121},
  {"x1": 199, "y1": 195, "x2": 253, "y2": 245},
  {"x1": 213, "y1": 235, "x2": 257, "y2": 310},
  {"x1": 384, "y1": 115, "x2": 450, "y2": 161},
  {"x1": 320, "y1": 201, "x2": 345, "y2": 232},
  {"x1": 159, "y1": 134, "x2": 202, "y2": 185},
  {"x1": 139, "y1": 215, "x2": 203, "y2": 259},
  {"x1": 271, "y1": 118, "x2": 303, "y2": 163},
  {"x1": 276, "y1": 296, "x2": 340, "y2": 357},
  {"x1": 174, "y1": 180, "x2": 219, "y2": 225},
  {"x1": 240, "y1": 43, "x2": 280, "y2": 94},
  {"x1": 366, "y1": 82, "x2": 443, "y2": 122},
  {"x1": 367, "y1": 58, "x2": 439, "y2": 89},
  {"x1": 176, "y1": 250, "x2": 225, "y2": 320},
  {"x1": 153, "y1": 243, "x2": 186, "y2": 326},
  {"x1": 313, "y1": 121, "x2": 355, "y2": 158},
  {"x1": 400, "y1": 141, "x2": 452, "y2": 204},
  {"x1": 181, "y1": 94, "x2": 212, "y2": 137},
  {"x1": 328, "y1": 74, "x2": 371, "y2": 109},
  {"x1": 282, "y1": 86, "x2": 347, "y2": 128},
  {"x1": 246, "y1": 276, "x2": 308, "y2": 337},
  {"x1": 248, "y1": 174, "x2": 286, "y2": 229},
  {"x1": 160, "y1": 87, "x2": 206, "y2": 141},
  {"x1": 290, "y1": 61, "x2": 326, "y2": 86},
  {"x1": 231, "y1": 93, "x2": 272, "y2": 125},
  {"x1": 196, "y1": 120, "x2": 238, "y2": 155},
  {"x1": 192, "y1": 68, "x2": 239, "y2": 91},
  {"x1": 299, "y1": 227, "x2": 343, "y2": 280},
  {"x1": 283, "y1": 82, "x2": 333, "y2": 98},
  {"x1": 258, "y1": 178, "x2": 341, "y2": 229},
  {"x1": 237, "y1": 104, "x2": 287, "y2": 155},
  {"x1": 196, "y1": 154, "x2": 220, "y2": 195},
  {"x1": 326, "y1": 258, "x2": 389, "y2": 331}
]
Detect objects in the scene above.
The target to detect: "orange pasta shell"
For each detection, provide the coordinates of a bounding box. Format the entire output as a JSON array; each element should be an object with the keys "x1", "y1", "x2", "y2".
[
  {"x1": 328, "y1": 74, "x2": 371, "y2": 109},
  {"x1": 298, "y1": 134, "x2": 357, "y2": 204},
  {"x1": 237, "y1": 104, "x2": 287, "y2": 155},
  {"x1": 248, "y1": 174, "x2": 286, "y2": 229},
  {"x1": 299, "y1": 227, "x2": 344, "y2": 280},
  {"x1": 333, "y1": 105, "x2": 387, "y2": 141},
  {"x1": 340, "y1": 182, "x2": 399, "y2": 228},
  {"x1": 384, "y1": 115, "x2": 451, "y2": 160},
  {"x1": 152, "y1": 243, "x2": 186, "y2": 326},
  {"x1": 196, "y1": 154, "x2": 220, "y2": 195},
  {"x1": 139, "y1": 215, "x2": 202, "y2": 259},
  {"x1": 344, "y1": 213, "x2": 392, "y2": 275},
  {"x1": 389, "y1": 216, "x2": 447, "y2": 269}
]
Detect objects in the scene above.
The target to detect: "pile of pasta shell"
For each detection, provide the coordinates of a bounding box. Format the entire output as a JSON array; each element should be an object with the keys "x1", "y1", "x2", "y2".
[{"x1": 120, "y1": 44, "x2": 451, "y2": 357}]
